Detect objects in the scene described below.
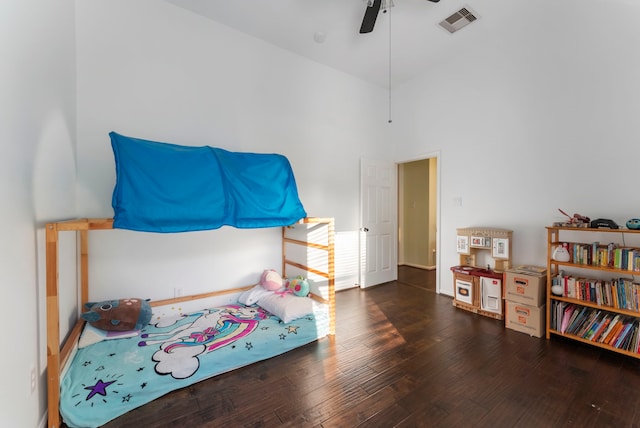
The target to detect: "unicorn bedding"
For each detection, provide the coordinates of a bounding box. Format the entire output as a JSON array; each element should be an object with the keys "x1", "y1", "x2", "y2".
[{"x1": 60, "y1": 300, "x2": 329, "y2": 428}]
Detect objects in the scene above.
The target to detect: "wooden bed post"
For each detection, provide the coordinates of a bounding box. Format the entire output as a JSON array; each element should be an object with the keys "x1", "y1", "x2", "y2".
[
  {"x1": 282, "y1": 218, "x2": 336, "y2": 335},
  {"x1": 327, "y1": 218, "x2": 336, "y2": 335},
  {"x1": 45, "y1": 223, "x2": 61, "y2": 428},
  {"x1": 80, "y1": 228, "x2": 89, "y2": 307}
]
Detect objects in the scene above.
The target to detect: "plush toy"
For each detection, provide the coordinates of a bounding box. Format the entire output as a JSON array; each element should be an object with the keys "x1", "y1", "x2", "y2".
[
  {"x1": 260, "y1": 269, "x2": 283, "y2": 291},
  {"x1": 81, "y1": 298, "x2": 152, "y2": 331},
  {"x1": 285, "y1": 276, "x2": 310, "y2": 297},
  {"x1": 627, "y1": 218, "x2": 640, "y2": 230}
]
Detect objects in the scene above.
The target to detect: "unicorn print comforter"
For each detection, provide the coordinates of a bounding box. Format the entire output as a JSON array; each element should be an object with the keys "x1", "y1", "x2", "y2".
[{"x1": 60, "y1": 303, "x2": 329, "y2": 428}]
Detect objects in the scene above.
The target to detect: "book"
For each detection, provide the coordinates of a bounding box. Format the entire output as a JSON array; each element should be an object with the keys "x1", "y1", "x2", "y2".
[
  {"x1": 589, "y1": 314, "x2": 611, "y2": 341},
  {"x1": 566, "y1": 306, "x2": 589, "y2": 335},
  {"x1": 607, "y1": 320, "x2": 629, "y2": 346},
  {"x1": 567, "y1": 276, "x2": 576, "y2": 299},
  {"x1": 627, "y1": 322, "x2": 638, "y2": 351},
  {"x1": 613, "y1": 323, "x2": 633, "y2": 348},
  {"x1": 576, "y1": 310, "x2": 601, "y2": 338},
  {"x1": 560, "y1": 304, "x2": 576, "y2": 334},
  {"x1": 554, "y1": 301, "x2": 563, "y2": 330},
  {"x1": 598, "y1": 314, "x2": 620, "y2": 343},
  {"x1": 621, "y1": 322, "x2": 638, "y2": 351}
]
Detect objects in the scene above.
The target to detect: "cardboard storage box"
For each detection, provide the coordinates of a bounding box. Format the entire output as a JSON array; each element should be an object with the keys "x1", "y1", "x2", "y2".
[
  {"x1": 505, "y1": 265, "x2": 547, "y2": 306},
  {"x1": 505, "y1": 300, "x2": 545, "y2": 338}
]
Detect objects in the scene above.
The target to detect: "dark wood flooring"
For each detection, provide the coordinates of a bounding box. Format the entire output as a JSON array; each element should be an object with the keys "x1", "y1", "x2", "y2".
[
  {"x1": 78, "y1": 267, "x2": 640, "y2": 427},
  {"x1": 397, "y1": 265, "x2": 436, "y2": 292}
]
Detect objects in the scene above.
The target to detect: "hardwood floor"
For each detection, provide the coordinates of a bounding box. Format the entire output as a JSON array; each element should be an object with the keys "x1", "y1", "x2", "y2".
[
  {"x1": 77, "y1": 269, "x2": 640, "y2": 427},
  {"x1": 397, "y1": 265, "x2": 436, "y2": 292}
]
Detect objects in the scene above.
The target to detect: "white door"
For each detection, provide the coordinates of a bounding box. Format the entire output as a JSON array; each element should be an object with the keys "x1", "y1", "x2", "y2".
[{"x1": 360, "y1": 158, "x2": 397, "y2": 287}]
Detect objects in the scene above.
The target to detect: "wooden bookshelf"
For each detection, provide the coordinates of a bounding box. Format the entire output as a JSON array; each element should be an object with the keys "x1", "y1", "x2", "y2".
[{"x1": 546, "y1": 226, "x2": 640, "y2": 358}]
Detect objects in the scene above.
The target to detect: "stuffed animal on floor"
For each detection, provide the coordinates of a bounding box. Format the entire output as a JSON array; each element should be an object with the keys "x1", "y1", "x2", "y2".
[
  {"x1": 285, "y1": 276, "x2": 310, "y2": 297},
  {"x1": 81, "y1": 298, "x2": 152, "y2": 331}
]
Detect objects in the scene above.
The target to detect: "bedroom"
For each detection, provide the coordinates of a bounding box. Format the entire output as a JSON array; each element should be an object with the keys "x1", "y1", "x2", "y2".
[{"x1": 3, "y1": 0, "x2": 640, "y2": 426}]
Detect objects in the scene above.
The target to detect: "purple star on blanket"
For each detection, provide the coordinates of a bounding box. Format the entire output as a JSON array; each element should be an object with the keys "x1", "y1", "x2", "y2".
[{"x1": 84, "y1": 379, "x2": 116, "y2": 400}]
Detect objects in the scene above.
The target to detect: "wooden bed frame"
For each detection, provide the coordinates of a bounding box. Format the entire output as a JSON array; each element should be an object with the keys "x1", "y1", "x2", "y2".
[{"x1": 45, "y1": 217, "x2": 335, "y2": 428}]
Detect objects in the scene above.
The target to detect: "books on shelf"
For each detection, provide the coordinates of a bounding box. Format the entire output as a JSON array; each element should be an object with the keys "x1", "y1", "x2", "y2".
[
  {"x1": 549, "y1": 227, "x2": 640, "y2": 359},
  {"x1": 550, "y1": 301, "x2": 640, "y2": 353},
  {"x1": 551, "y1": 274, "x2": 640, "y2": 312},
  {"x1": 559, "y1": 241, "x2": 640, "y2": 271}
]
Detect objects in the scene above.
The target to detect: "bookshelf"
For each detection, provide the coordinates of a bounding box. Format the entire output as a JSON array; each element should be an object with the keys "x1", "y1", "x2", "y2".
[{"x1": 546, "y1": 226, "x2": 640, "y2": 359}]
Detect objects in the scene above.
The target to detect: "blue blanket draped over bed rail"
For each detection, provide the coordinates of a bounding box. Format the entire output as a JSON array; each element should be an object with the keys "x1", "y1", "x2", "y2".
[{"x1": 110, "y1": 132, "x2": 307, "y2": 232}]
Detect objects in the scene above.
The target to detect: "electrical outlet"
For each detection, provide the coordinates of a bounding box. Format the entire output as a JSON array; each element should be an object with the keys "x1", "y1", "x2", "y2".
[
  {"x1": 30, "y1": 365, "x2": 36, "y2": 394},
  {"x1": 174, "y1": 288, "x2": 183, "y2": 298}
]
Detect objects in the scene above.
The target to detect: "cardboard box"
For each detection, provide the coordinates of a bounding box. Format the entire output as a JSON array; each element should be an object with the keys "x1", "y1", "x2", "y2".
[
  {"x1": 505, "y1": 300, "x2": 545, "y2": 338},
  {"x1": 505, "y1": 265, "x2": 547, "y2": 306}
]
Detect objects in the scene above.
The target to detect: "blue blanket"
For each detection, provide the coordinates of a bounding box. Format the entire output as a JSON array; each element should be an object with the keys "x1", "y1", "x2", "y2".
[
  {"x1": 110, "y1": 132, "x2": 307, "y2": 232},
  {"x1": 61, "y1": 303, "x2": 329, "y2": 428}
]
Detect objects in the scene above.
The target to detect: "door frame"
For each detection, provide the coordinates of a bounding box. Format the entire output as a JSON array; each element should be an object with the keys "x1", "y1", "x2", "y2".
[{"x1": 397, "y1": 150, "x2": 441, "y2": 294}]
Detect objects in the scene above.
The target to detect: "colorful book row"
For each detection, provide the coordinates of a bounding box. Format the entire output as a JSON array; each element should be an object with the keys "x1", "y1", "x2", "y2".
[
  {"x1": 551, "y1": 301, "x2": 640, "y2": 353},
  {"x1": 563, "y1": 241, "x2": 640, "y2": 271},
  {"x1": 552, "y1": 274, "x2": 640, "y2": 312}
]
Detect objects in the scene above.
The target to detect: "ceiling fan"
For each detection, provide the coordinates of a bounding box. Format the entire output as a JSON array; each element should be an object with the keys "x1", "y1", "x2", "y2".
[{"x1": 359, "y1": 0, "x2": 440, "y2": 34}]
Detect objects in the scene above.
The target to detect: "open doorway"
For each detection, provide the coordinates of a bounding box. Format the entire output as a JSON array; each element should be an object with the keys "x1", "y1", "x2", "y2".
[{"x1": 397, "y1": 156, "x2": 439, "y2": 293}]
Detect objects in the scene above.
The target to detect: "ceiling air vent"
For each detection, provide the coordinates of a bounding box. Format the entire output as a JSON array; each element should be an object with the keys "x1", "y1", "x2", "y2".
[{"x1": 439, "y1": 6, "x2": 479, "y2": 34}]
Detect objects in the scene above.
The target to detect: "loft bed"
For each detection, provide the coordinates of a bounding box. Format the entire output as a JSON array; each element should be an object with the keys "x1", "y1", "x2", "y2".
[
  {"x1": 46, "y1": 132, "x2": 335, "y2": 427},
  {"x1": 46, "y1": 217, "x2": 335, "y2": 428}
]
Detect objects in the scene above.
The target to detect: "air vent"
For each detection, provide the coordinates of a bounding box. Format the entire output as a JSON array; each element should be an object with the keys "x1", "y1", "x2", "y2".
[{"x1": 439, "y1": 6, "x2": 479, "y2": 34}]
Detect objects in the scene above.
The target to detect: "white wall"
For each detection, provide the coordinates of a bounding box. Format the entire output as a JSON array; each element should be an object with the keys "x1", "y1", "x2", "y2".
[
  {"x1": 0, "y1": 0, "x2": 76, "y2": 426},
  {"x1": 12, "y1": 0, "x2": 640, "y2": 425},
  {"x1": 75, "y1": 0, "x2": 391, "y2": 300},
  {"x1": 393, "y1": 0, "x2": 640, "y2": 295}
]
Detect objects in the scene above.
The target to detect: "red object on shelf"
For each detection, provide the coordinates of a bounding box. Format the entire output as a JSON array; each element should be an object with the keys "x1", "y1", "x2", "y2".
[{"x1": 450, "y1": 265, "x2": 479, "y2": 275}]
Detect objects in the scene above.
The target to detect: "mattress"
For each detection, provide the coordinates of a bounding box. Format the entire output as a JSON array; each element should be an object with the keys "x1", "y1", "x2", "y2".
[{"x1": 60, "y1": 302, "x2": 329, "y2": 428}]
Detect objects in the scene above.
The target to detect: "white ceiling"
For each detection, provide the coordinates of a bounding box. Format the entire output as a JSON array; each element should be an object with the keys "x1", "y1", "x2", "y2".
[{"x1": 164, "y1": 0, "x2": 506, "y2": 89}]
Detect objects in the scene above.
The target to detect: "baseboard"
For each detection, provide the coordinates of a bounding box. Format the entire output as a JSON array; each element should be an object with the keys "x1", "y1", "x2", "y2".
[{"x1": 399, "y1": 263, "x2": 436, "y2": 271}]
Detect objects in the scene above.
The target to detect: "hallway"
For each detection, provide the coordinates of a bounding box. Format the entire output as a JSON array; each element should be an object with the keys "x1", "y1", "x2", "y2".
[{"x1": 397, "y1": 265, "x2": 436, "y2": 292}]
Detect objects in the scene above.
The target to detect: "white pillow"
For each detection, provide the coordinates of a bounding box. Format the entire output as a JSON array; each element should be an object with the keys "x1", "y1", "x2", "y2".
[
  {"x1": 257, "y1": 293, "x2": 314, "y2": 323},
  {"x1": 238, "y1": 284, "x2": 273, "y2": 305},
  {"x1": 78, "y1": 323, "x2": 140, "y2": 348}
]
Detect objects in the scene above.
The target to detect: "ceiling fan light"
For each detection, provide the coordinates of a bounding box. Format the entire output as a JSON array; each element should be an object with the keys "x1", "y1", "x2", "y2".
[{"x1": 363, "y1": 0, "x2": 393, "y2": 9}]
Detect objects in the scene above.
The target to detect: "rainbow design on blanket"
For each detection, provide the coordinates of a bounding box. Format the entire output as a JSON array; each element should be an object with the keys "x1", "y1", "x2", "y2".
[
  {"x1": 60, "y1": 303, "x2": 329, "y2": 428},
  {"x1": 139, "y1": 305, "x2": 266, "y2": 371},
  {"x1": 165, "y1": 317, "x2": 257, "y2": 351}
]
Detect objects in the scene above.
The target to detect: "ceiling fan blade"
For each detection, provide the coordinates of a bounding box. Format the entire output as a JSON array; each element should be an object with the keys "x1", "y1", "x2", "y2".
[
  {"x1": 427, "y1": 0, "x2": 440, "y2": 2},
  {"x1": 359, "y1": 0, "x2": 382, "y2": 34}
]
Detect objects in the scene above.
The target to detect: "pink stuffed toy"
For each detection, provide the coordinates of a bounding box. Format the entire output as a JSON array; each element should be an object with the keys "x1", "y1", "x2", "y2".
[{"x1": 260, "y1": 269, "x2": 283, "y2": 291}]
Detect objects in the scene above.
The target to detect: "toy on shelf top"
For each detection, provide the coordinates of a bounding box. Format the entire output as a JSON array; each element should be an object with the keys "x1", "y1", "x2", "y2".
[{"x1": 552, "y1": 208, "x2": 590, "y2": 228}]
